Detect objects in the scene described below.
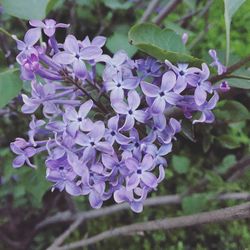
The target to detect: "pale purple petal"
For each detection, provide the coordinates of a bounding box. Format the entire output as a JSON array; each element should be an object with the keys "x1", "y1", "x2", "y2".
[
  {"x1": 64, "y1": 35, "x2": 79, "y2": 54},
  {"x1": 141, "y1": 154, "x2": 154, "y2": 171},
  {"x1": 112, "y1": 102, "x2": 128, "y2": 114},
  {"x1": 141, "y1": 172, "x2": 157, "y2": 188},
  {"x1": 140, "y1": 81, "x2": 159, "y2": 97},
  {"x1": 13, "y1": 155, "x2": 26, "y2": 168},
  {"x1": 125, "y1": 157, "x2": 138, "y2": 171},
  {"x1": 75, "y1": 132, "x2": 90, "y2": 146},
  {"x1": 121, "y1": 115, "x2": 134, "y2": 131},
  {"x1": 73, "y1": 59, "x2": 87, "y2": 78},
  {"x1": 164, "y1": 92, "x2": 182, "y2": 105},
  {"x1": 108, "y1": 115, "x2": 119, "y2": 131},
  {"x1": 44, "y1": 27, "x2": 56, "y2": 37},
  {"x1": 29, "y1": 20, "x2": 45, "y2": 28},
  {"x1": 127, "y1": 173, "x2": 140, "y2": 191},
  {"x1": 80, "y1": 46, "x2": 102, "y2": 60},
  {"x1": 161, "y1": 71, "x2": 176, "y2": 92},
  {"x1": 134, "y1": 110, "x2": 147, "y2": 123},
  {"x1": 194, "y1": 86, "x2": 207, "y2": 106},
  {"x1": 110, "y1": 88, "x2": 124, "y2": 101},
  {"x1": 24, "y1": 28, "x2": 41, "y2": 46},
  {"x1": 128, "y1": 90, "x2": 140, "y2": 110},
  {"x1": 151, "y1": 97, "x2": 165, "y2": 114},
  {"x1": 89, "y1": 190, "x2": 103, "y2": 208},
  {"x1": 122, "y1": 78, "x2": 139, "y2": 90},
  {"x1": 64, "y1": 106, "x2": 78, "y2": 121},
  {"x1": 67, "y1": 122, "x2": 79, "y2": 137},
  {"x1": 90, "y1": 121, "x2": 105, "y2": 142},
  {"x1": 65, "y1": 181, "x2": 81, "y2": 196},
  {"x1": 53, "y1": 52, "x2": 75, "y2": 64},
  {"x1": 96, "y1": 142, "x2": 114, "y2": 154},
  {"x1": 92, "y1": 36, "x2": 106, "y2": 47},
  {"x1": 79, "y1": 100, "x2": 93, "y2": 118}
]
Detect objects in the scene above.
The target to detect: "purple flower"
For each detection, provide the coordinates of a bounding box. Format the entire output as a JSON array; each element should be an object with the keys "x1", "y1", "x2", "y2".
[
  {"x1": 219, "y1": 81, "x2": 230, "y2": 92},
  {"x1": 12, "y1": 28, "x2": 41, "y2": 53},
  {"x1": 53, "y1": 35, "x2": 102, "y2": 78},
  {"x1": 81, "y1": 36, "x2": 106, "y2": 48},
  {"x1": 112, "y1": 90, "x2": 148, "y2": 130},
  {"x1": 105, "y1": 115, "x2": 131, "y2": 145},
  {"x1": 125, "y1": 154, "x2": 157, "y2": 190},
  {"x1": 46, "y1": 155, "x2": 81, "y2": 196},
  {"x1": 64, "y1": 100, "x2": 93, "y2": 137},
  {"x1": 75, "y1": 121, "x2": 114, "y2": 157},
  {"x1": 29, "y1": 19, "x2": 69, "y2": 37},
  {"x1": 114, "y1": 186, "x2": 147, "y2": 213},
  {"x1": 187, "y1": 63, "x2": 213, "y2": 106},
  {"x1": 209, "y1": 49, "x2": 227, "y2": 75},
  {"x1": 28, "y1": 115, "x2": 46, "y2": 146},
  {"x1": 104, "y1": 71, "x2": 139, "y2": 101},
  {"x1": 10, "y1": 140, "x2": 36, "y2": 168},
  {"x1": 141, "y1": 71, "x2": 182, "y2": 114}
]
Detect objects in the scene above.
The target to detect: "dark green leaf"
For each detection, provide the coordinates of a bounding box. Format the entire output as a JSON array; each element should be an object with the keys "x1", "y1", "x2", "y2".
[
  {"x1": 107, "y1": 32, "x2": 137, "y2": 57},
  {"x1": 224, "y1": 0, "x2": 246, "y2": 64},
  {"x1": 172, "y1": 155, "x2": 190, "y2": 174},
  {"x1": 0, "y1": 68, "x2": 23, "y2": 108},
  {"x1": 214, "y1": 100, "x2": 250, "y2": 122},
  {"x1": 128, "y1": 23, "x2": 202, "y2": 65},
  {"x1": 217, "y1": 154, "x2": 236, "y2": 174},
  {"x1": 182, "y1": 193, "x2": 213, "y2": 214},
  {"x1": 181, "y1": 119, "x2": 196, "y2": 142},
  {"x1": 217, "y1": 134, "x2": 242, "y2": 149},
  {"x1": 103, "y1": 0, "x2": 132, "y2": 10},
  {"x1": 2, "y1": 0, "x2": 50, "y2": 20}
]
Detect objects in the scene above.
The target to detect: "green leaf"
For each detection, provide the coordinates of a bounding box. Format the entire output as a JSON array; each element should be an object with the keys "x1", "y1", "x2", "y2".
[
  {"x1": 217, "y1": 154, "x2": 236, "y2": 174},
  {"x1": 217, "y1": 134, "x2": 241, "y2": 149},
  {"x1": 182, "y1": 193, "x2": 213, "y2": 214},
  {"x1": 103, "y1": 0, "x2": 133, "y2": 10},
  {"x1": 181, "y1": 119, "x2": 196, "y2": 142},
  {"x1": 214, "y1": 100, "x2": 250, "y2": 122},
  {"x1": 224, "y1": 0, "x2": 246, "y2": 65},
  {"x1": 0, "y1": 68, "x2": 23, "y2": 108},
  {"x1": 172, "y1": 155, "x2": 190, "y2": 174},
  {"x1": 107, "y1": 32, "x2": 137, "y2": 57},
  {"x1": 128, "y1": 23, "x2": 202, "y2": 65},
  {"x1": 2, "y1": 0, "x2": 51, "y2": 20},
  {"x1": 226, "y1": 69, "x2": 250, "y2": 89}
]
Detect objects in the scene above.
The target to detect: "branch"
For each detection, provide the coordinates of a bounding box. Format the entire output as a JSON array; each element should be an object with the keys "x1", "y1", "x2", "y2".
[
  {"x1": 55, "y1": 202, "x2": 250, "y2": 250},
  {"x1": 209, "y1": 54, "x2": 250, "y2": 83},
  {"x1": 44, "y1": 156, "x2": 250, "y2": 248},
  {"x1": 153, "y1": 0, "x2": 182, "y2": 25},
  {"x1": 139, "y1": 0, "x2": 161, "y2": 23}
]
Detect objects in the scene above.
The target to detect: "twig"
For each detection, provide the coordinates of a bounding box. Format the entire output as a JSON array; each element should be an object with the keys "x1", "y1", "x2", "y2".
[
  {"x1": 44, "y1": 191, "x2": 250, "y2": 249},
  {"x1": 209, "y1": 54, "x2": 250, "y2": 83},
  {"x1": 55, "y1": 202, "x2": 250, "y2": 250},
  {"x1": 139, "y1": 0, "x2": 161, "y2": 23},
  {"x1": 153, "y1": 0, "x2": 182, "y2": 25}
]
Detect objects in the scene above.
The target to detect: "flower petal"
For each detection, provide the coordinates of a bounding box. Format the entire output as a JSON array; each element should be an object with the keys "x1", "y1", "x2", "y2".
[
  {"x1": 53, "y1": 52, "x2": 75, "y2": 64},
  {"x1": 194, "y1": 86, "x2": 207, "y2": 106},
  {"x1": 151, "y1": 97, "x2": 165, "y2": 114},
  {"x1": 128, "y1": 90, "x2": 140, "y2": 110},
  {"x1": 141, "y1": 172, "x2": 157, "y2": 188},
  {"x1": 79, "y1": 100, "x2": 93, "y2": 118},
  {"x1": 126, "y1": 173, "x2": 140, "y2": 191},
  {"x1": 140, "y1": 81, "x2": 159, "y2": 97},
  {"x1": 161, "y1": 70, "x2": 176, "y2": 92},
  {"x1": 64, "y1": 34, "x2": 79, "y2": 54}
]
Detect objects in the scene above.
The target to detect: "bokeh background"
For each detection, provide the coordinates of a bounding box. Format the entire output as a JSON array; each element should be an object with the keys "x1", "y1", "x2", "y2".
[{"x1": 0, "y1": 0, "x2": 250, "y2": 249}]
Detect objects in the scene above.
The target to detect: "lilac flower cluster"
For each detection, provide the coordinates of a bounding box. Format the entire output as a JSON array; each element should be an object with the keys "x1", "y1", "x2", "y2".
[{"x1": 10, "y1": 19, "x2": 222, "y2": 212}]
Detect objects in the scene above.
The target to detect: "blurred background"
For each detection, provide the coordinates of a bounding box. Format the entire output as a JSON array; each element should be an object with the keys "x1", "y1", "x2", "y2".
[{"x1": 0, "y1": 0, "x2": 250, "y2": 249}]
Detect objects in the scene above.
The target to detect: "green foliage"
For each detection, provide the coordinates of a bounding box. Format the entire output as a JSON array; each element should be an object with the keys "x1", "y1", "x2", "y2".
[
  {"x1": 106, "y1": 26, "x2": 137, "y2": 57},
  {"x1": 172, "y1": 155, "x2": 190, "y2": 174},
  {"x1": 214, "y1": 100, "x2": 250, "y2": 123},
  {"x1": 128, "y1": 23, "x2": 203, "y2": 65},
  {"x1": 0, "y1": 68, "x2": 23, "y2": 108},
  {"x1": 103, "y1": 0, "x2": 133, "y2": 10},
  {"x1": 224, "y1": 0, "x2": 246, "y2": 65},
  {"x1": 182, "y1": 193, "x2": 213, "y2": 214},
  {"x1": 1, "y1": 0, "x2": 53, "y2": 20}
]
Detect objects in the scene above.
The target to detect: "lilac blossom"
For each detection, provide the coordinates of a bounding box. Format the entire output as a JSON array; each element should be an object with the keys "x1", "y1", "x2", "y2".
[
  {"x1": 112, "y1": 90, "x2": 148, "y2": 130},
  {"x1": 141, "y1": 71, "x2": 182, "y2": 114},
  {"x1": 10, "y1": 19, "x2": 221, "y2": 212},
  {"x1": 29, "y1": 19, "x2": 69, "y2": 37},
  {"x1": 209, "y1": 49, "x2": 227, "y2": 75}
]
